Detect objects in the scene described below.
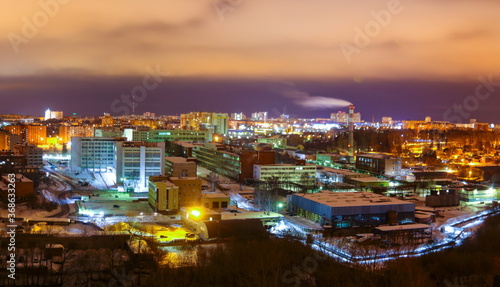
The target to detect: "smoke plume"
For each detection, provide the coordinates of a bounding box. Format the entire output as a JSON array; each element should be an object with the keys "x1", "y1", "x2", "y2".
[{"x1": 280, "y1": 87, "x2": 352, "y2": 110}]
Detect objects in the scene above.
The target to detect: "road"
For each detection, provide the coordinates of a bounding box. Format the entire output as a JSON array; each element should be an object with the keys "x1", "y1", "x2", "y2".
[
  {"x1": 271, "y1": 208, "x2": 500, "y2": 265},
  {"x1": 43, "y1": 167, "x2": 78, "y2": 218}
]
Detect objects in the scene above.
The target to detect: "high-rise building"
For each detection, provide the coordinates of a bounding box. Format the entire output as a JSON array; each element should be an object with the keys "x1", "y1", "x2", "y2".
[
  {"x1": 44, "y1": 109, "x2": 63, "y2": 120},
  {"x1": 330, "y1": 111, "x2": 361, "y2": 123},
  {"x1": 101, "y1": 114, "x2": 114, "y2": 127},
  {"x1": 0, "y1": 130, "x2": 11, "y2": 151},
  {"x1": 381, "y1": 117, "x2": 393, "y2": 125},
  {"x1": 4, "y1": 125, "x2": 24, "y2": 139},
  {"x1": 25, "y1": 125, "x2": 47, "y2": 145},
  {"x1": 251, "y1": 112, "x2": 268, "y2": 121},
  {"x1": 180, "y1": 112, "x2": 229, "y2": 135},
  {"x1": 4, "y1": 124, "x2": 47, "y2": 146},
  {"x1": 59, "y1": 125, "x2": 94, "y2": 143},
  {"x1": 231, "y1": 113, "x2": 245, "y2": 120}
]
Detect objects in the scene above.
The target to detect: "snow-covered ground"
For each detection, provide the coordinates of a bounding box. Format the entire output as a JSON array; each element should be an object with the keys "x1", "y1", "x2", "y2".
[{"x1": 61, "y1": 168, "x2": 116, "y2": 190}]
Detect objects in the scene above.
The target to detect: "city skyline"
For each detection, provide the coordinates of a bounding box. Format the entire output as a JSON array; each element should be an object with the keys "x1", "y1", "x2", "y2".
[
  {"x1": 2, "y1": 1, "x2": 500, "y2": 122},
  {"x1": 2, "y1": 76, "x2": 500, "y2": 123}
]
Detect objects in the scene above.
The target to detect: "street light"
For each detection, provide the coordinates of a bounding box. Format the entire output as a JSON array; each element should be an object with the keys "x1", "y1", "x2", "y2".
[{"x1": 191, "y1": 209, "x2": 201, "y2": 217}]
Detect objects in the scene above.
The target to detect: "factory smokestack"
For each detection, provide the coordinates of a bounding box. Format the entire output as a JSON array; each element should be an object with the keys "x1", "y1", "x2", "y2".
[{"x1": 348, "y1": 104, "x2": 355, "y2": 161}]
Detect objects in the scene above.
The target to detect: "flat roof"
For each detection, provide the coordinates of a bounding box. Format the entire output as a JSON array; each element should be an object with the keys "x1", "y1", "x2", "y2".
[
  {"x1": 170, "y1": 177, "x2": 199, "y2": 181},
  {"x1": 375, "y1": 224, "x2": 431, "y2": 232},
  {"x1": 150, "y1": 179, "x2": 176, "y2": 187},
  {"x1": 319, "y1": 167, "x2": 368, "y2": 177},
  {"x1": 165, "y1": 157, "x2": 190, "y2": 163},
  {"x1": 121, "y1": 141, "x2": 160, "y2": 147},
  {"x1": 293, "y1": 191, "x2": 412, "y2": 207},
  {"x1": 357, "y1": 154, "x2": 399, "y2": 160},
  {"x1": 255, "y1": 164, "x2": 316, "y2": 167},
  {"x1": 221, "y1": 211, "x2": 283, "y2": 220},
  {"x1": 202, "y1": 192, "x2": 229, "y2": 198},
  {"x1": 348, "y1": 177, "x2": 390, "y2": 183},
  {"x1": 173, "y1": 141, "x2": 197, "y2": 148}
]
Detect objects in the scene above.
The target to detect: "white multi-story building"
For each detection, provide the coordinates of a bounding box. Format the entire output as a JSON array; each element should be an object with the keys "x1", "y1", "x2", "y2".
[
  {"x1": 71, "y1": 137, "x2": 126, "y2": 172},
  {"x1": 251, "y1": 112, "x2": 268, "y2": 122},
  {"x1": 116, "y1": 141, "x2": 165, "y2": 192},
  {"x1": 44, "y1": 109, "x2": 63, "y2": 120},
  {"x1": 231, "y1": 113, "x2": 245, "y2": 120}
]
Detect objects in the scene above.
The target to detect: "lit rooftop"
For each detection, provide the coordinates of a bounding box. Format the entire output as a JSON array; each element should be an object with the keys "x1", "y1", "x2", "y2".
[{"x1": 293, "y1": 191, "x2": 412, "y2": 207}]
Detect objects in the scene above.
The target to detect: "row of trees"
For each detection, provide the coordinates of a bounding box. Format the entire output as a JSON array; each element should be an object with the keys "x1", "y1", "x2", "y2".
[{"x1": 2, "y1": 212, "x2": 500, "y2": 286}]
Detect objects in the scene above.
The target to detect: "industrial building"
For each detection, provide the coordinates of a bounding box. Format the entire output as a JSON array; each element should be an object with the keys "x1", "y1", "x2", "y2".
[
  {"x1": 345, "y1": 177, "x2": 390, "y2": 188},
  {"x1": 317, "y1": 167, "x2": 370, "y2": 184},
  {"x1": 290, "y1": 191, "x2": 415, "y2": 228},
  {"x1": 193, "y1": 143, "x2": 275, "y2": 182},
  {"x1": 253, "y1": 163, "x2": 317, "y2": 186},
  {"x1": 374, "y1": 224, "x2": 432, "y2": 244},
  {"x1": 165, "y1": 141, "x2": 197, "y2": 157},
  {"x1": 125, "y1": 128, "x2": 210, "y2": 143},
  {"x1": 355, "y1": 153, "x2": 402, "y2": 176},
  {"x1": 148, "y1": 176, "x2": 179, "y2": 213},
  {"x1": 315, "y1": 153, "x2": 348, "y2": 167},
  {"x1": 180, "y1": 206, "x2": 281, "y2": 241},
  {"x1": 164, "y1": 157, "x2": 197, "y2": 177},
  {"x1": 201, "y1": 192, "x2": 230, "y2": 209},
  {"x1": 70, "y1": 137, "x2": 126, "y2": 172},
  {"x1": 116, "y1": 141, "x2": 165, "y2": 192},
  {"x1": 170, "y1": 177, "x2": 203, "y2": 207},
  {"x1": 425, "y1": 189, "x2": 460, "y2": 207}
]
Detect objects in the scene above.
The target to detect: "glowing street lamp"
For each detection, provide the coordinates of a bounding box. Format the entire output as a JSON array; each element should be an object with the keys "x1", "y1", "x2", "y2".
[{"x1": 191, "y1": 209, "x2": 201, "y2": 217}]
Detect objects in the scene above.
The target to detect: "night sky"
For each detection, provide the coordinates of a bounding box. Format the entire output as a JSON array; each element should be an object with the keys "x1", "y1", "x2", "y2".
[{"x1": 2, "y1": 1, "x2": 500, "y2": 122}]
